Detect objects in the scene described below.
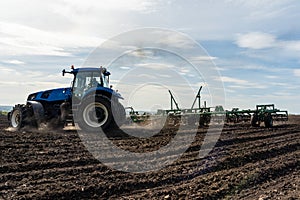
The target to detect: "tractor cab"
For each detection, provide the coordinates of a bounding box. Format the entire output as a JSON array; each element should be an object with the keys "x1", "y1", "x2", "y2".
[{"x1": 63, "y1": 66, "x2": 113, "y2": 103}]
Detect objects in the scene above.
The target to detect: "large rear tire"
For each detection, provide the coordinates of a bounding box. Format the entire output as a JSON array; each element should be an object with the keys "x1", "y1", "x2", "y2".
[
  {"x1": 264, "y1": 113, "x2": 273, "y2": 128},
  {"x1": 111, "y1": 101, "x2": 126, "y2": 129},
  {"x1": 77, "y1": 96, "x2": 113, "y2": 132}
]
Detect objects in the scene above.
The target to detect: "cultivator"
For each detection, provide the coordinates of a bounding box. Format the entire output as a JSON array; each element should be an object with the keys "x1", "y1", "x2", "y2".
[{"x1": 128, "y1": 87, "x2": 288, "y2": 128}]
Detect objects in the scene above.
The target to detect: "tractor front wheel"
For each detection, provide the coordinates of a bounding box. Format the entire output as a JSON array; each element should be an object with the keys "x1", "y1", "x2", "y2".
[{"x1": 10, "y1": 105, "x2": 24, "y2": 129}]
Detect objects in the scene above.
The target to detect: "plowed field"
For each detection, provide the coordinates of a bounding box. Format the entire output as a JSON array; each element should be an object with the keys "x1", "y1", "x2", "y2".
[{"x1": 0, "y1": 115, "x2": 299, "y2": 199}]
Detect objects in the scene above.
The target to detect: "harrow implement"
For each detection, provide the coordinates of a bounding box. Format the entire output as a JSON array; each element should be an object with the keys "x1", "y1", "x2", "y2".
[{"x1": 128, "y1": 87, "x2": 288, "y2": 128}]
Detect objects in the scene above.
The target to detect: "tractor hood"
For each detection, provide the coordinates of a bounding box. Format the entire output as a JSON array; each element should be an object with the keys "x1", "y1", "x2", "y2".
[{"x1": 27, "y1": 87, "x2": 72, "y2": 102}]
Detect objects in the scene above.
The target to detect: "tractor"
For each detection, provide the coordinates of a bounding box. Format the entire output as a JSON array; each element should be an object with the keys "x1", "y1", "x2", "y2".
[
  {"x1": 8, "y1": 66, "x2": 126, "y2": 132},
  {"x1": 251, "y1": 104, "x2": 277, "y2": 128}
]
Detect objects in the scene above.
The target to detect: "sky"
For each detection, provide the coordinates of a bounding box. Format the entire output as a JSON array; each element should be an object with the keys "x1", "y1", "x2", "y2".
[{"x1": 0, "y1": 0, "x2": 300, "y2": 113}]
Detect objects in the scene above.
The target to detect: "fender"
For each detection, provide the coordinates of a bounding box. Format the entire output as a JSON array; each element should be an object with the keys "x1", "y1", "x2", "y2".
[
  {"x1": 27, "y1": 101, "x2": 45, "y2": 125},
  {"x1": 83, "y1": 87, "x2": 124, "y2": 100}
]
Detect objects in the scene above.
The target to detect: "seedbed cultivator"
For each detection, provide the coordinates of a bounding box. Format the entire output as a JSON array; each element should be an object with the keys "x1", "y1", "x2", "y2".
[{"x1": 128, "y1": 87, "x2": 288, "y2": 128}]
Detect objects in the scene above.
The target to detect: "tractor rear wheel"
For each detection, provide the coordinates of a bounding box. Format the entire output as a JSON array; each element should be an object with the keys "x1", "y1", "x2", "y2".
[
  {"x1": 77, "y1": 96, "x2": 113, "y2": 132},
  {"x1": 264, "y1": 114, "x2": 273, "y2": 128},
  {"x1": 111, "y1": 101, "x2": 126, "y2": 128}
]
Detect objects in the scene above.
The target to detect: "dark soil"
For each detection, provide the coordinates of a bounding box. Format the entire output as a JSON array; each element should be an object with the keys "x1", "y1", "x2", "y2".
[{"x1": 0, "y1": 114, "x2": 299, "y2": 199}]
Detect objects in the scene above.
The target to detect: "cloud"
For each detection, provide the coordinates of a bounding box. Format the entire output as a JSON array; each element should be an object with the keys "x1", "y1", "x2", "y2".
[
  {"x1": 220, "y1": 64, "x2": 267, "y2": 70},
  {"x1": 190, "y1": 56, "x2": 218, "y2": 62},
  {"x1": 234, "y1": 32, "x2": 300, "y2": 64},
  {"x1": 219, "y1": 76, "x2": 249, "y2": 85},
  {"x1": 217, "y1": 76, "x2": 268, "y2": 89},
  {"x1": 120, "y1": 66, "x2": 131, "y2": 70},
  {"x1": 137, "y1": 74, "x2": 156, "y2": 79},
  {"x1": 135, "y1": 63, "x2": 173, "y2": 70},
  {"x1": 294, "y1": 69, "x2": 300, "y2": 77},
  {"x1": 0, "y1": 21, "x2": 103, "y2": 56},
  {"x1": 236, "y1": 32, "x2": 276, "y2": 49},
  {"x1": 3, "y1": 60, "x2": 25, "y2": 65},
  {"x1": 55, "y1": 0, "x2": 158, "y2": 13},
  {"x1": 154, "y1": 30, "x2": 195, "y2": 49},
  {"x1": 179, "y1": 68, "x2": 190, "y2": 75},
  {"x1": 281, "y1": 40, "x2": 300, "y2": 51},
  {"x1": 129, "y1": 49, "x2": 155, "y2": 59},
  {"x1": 265, "y1": 75, "x2": 278, "y2": 79},
  {"x1": 159, "y1": 74, "x2": 172, "y2": 78},
  {"x1": 236, "y1": 32, "x2": 300, "y2": 54},
  {"x1": 0, "y1": 66, "x2": 19, "y2": 73}
]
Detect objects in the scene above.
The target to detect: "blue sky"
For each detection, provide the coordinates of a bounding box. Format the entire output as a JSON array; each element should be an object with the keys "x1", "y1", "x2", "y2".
[{"x1": 0, "y1": 0, "x2": 299, "y2": 113}]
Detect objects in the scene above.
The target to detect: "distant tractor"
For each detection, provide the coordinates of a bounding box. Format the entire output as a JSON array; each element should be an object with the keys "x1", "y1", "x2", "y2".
[
  {"x1": 8, "y1": 66, "x2": 126, "y2": 131},
  {"x1": 251, "y1": 104, "x2": 288, "y2": 128}
]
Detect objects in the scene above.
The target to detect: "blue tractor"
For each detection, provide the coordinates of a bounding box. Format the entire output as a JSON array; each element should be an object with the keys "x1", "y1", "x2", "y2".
[{"x1": 8, "y1": 66, "x2": 126, "y2": 131}]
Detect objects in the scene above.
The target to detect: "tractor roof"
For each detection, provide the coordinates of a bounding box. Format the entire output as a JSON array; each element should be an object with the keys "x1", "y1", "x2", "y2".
[
  {"x1": 62, "y1": 67, "x2": 109, "y2": 76},
  {"x1": 72, "y1": 68, "x2": 102, "y2": 73}
]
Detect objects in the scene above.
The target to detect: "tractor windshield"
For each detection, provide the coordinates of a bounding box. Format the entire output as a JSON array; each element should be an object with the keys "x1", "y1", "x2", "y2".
[{"x1": 72, "y1": 71, "x2": 108, "y2": 99}]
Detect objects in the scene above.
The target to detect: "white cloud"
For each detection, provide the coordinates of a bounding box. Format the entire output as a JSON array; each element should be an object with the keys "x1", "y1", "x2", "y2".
[
  {"x1": 236, "y1": 32, "x2": 276, "y2": 49},
  {"x1": 56, "y1": 0, "x2": 157, "y2": 13},
  {"x1": 265, "y1": 75, "x2": 278, "y2": 79},
  {"x1": 129, "y1": 49, "x2": 155, "y2": 59},
  {"x1": 218, "y1": 76, "x2": 268, "y2": 89},
  {"x1": 190, "y1": 56, "x2": 218, "y2": 62},
  {"x1": 159, "y1": 74, "x2": 172, "y2": 78},
  {"x1": 0, "y1": 66, "x2": 19, "y2": 73},
  {"x1": 120, "y1": 66, "x2": 131, "y2": 70},
  {"x1": 280, "y1": 40, "x2": 300, "y2": 51},
  {"x1": 219, "y1": 76, "x2": 249, "y2": 85},
  {"x1": 222, "y1": 64, "x2": 269, "y2": 71},
  {"x1": 294, "y1": 69, "x2": 300, "y2": 77},
  {"x1": 236, "y1": 32, "x2": 300, "y2": 57},
  {"x1": 179, "y1": 68, "x2": 190, "y2": 74},
  {"x1": 135, "y1": 63, "x2": 173, "y2": 70},
  {"x1": 3, "y1": 60, "x2": 25, "y2": 65},
  {"x1": 0, "y1": 21, "x2": 103, "y2": 56},
  {"x1": 155, "y1": 30, "x2": 195, "y2": 49},
  {"x1": 137, "y1": 74, "x2": 156, "y2": 79}
]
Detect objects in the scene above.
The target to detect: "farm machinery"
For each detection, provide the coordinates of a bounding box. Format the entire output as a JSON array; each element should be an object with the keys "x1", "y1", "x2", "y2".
[
  {"x1": 129, "y1": 87, "x2": 288, "y2": 128},
  {"x1": 225, "y1": 104, "x2": 288, "y2": 127},
  {"x1": 8, "y1": 66, "x2": 126, "y2": 131},
  {"x1": 8, "y1": 66, "x2": 288, "y2": 131}
]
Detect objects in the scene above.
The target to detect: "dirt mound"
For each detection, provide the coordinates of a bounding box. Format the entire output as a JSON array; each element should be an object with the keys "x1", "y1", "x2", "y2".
[{"x1": 0, "y1": 115, "x2": 299, "y2": 199}]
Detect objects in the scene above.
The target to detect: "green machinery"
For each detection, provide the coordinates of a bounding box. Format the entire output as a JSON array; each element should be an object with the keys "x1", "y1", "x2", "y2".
[
  {"x1": 128, "y1": 87, "x2": 288, "y2": 128},
  {"x1": 126, "y1": 106, "x2": 151, "y2": 124},
  {"x1": 225, "y1": 104, "x2": 288, "y2": 127}
]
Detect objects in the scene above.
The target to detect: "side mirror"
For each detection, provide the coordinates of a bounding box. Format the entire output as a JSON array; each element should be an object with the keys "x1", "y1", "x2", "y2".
[{"x1": 62, "y1": 69, "x2": 66, "y2": 76}]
